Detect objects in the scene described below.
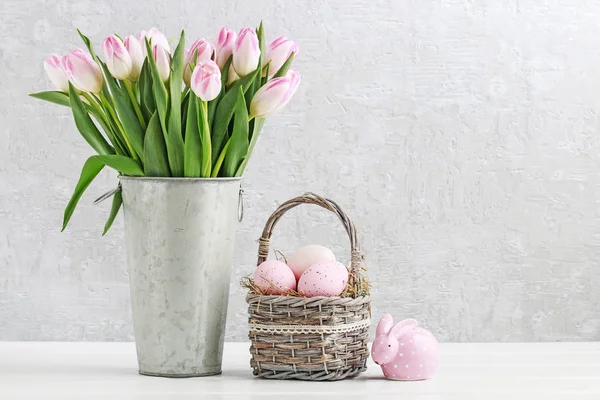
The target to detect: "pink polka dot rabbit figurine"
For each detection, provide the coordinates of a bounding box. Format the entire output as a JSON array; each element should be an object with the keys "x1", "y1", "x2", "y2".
[{"x1": 371, "y1": 314, "x2": 440, "y2": 380}]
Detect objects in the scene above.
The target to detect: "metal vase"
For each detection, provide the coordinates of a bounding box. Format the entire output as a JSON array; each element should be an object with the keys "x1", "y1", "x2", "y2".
[{"x1": 120, "y1": 177, "x2": 241, "y2": 378}]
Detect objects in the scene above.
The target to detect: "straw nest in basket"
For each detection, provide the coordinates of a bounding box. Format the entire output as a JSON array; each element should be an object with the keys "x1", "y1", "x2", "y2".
[{"x1": 244, "y1": 192, "x2": 371, "y2": 381}]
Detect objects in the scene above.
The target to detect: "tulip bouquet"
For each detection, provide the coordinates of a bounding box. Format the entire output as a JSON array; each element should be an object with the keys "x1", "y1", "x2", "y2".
[{"x1": 31, "y1": 24, "x2": 300, "y2": 234}]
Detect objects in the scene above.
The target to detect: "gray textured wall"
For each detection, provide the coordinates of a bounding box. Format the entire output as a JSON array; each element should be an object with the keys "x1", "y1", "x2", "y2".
[{"x1": 1, "y1": 0, "x2": 599, "y2": 342}]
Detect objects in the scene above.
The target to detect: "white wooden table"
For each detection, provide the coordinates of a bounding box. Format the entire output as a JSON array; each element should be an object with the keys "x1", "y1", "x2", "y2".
[{"x1": 0, "y1": 342, "x2": 599, "y2": 399}]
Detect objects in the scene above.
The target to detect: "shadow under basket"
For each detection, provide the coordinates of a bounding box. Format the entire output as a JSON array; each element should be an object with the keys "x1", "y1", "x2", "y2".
[{"x1": 246, "y1": 193, "x2": 371, "y2": 381}]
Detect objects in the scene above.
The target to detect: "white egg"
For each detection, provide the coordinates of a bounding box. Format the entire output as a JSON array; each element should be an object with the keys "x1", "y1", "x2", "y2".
[{"x1": 287, "y1": 245, "x2": 336, "y2": 279}]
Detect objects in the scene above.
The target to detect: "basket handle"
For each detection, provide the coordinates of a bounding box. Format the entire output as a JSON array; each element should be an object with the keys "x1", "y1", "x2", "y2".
[{"x1": 256, "y1": 192, "x2": 364, "y2": 276}]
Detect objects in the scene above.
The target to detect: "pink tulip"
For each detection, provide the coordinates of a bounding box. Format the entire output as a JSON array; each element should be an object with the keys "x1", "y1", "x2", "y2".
[
  {"x1": 249, "y1": 69, "x2": 300, "y2": 118},
  {"x1": 152, "y1": 45, "x2": 171, "y2": 83},
  {"x1": 232, "y1": 27, "x2": 260, "y2": 77},
  {"x1": 62, "y1": 49, "x2": 103, "y2": 93},
  {"x1": 190, "y1": 60, "x2": 222, "y2": 101},
  {"x1": 101, "y1": 35, "x2": 132, "y2": 80},
  {"x1": 43, "y1": 55, "x2": 69, "y2": 92},
  {"x1": 263, "y1": 36, "x2": 298, "y2": 75},
  {"x1": 183, "y1": 39, "x2": 214, "y2": 86},
  {"x1": 124, "y1": 35, "x2": 144, "y2": 81},
  {"x1": 214, "y1": 26, "x2": 237, "y2": 69},
  {"x1": 139, "y1": 27, "x2": 170, "y2": 56}
]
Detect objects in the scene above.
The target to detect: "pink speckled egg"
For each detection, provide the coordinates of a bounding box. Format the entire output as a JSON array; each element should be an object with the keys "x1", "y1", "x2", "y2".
[
  {"x1": 254, "y1": 260, "x2": 296, "y2": 295},
  {"x1": 297, "y1": 261, "x2": 349, "y2": 297},
  {"x1": 287, "y1": 245, "x2": 336, "y2": 279}
]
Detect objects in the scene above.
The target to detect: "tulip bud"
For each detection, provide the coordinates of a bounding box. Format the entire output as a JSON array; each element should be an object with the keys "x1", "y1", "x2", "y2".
[
  {"x1": 139, "y1": 27, "x2": 170, "y2": 56},
  {"x1": 232, "y1": 27, "x2": 260, "y2": 77},
  {"x1": 214, "y1": 26, "x2": 237, "y2": 69},
  {"x1": 62, "y1": 49, "x2": 104, "y2": 94},
  {"x1": 152, "y1": 45, "x2": 171, "y2": 83},
  {"x1": 101, "y1": 35, "x2": 132, "y2": 80},
  {"x1": 183, "y1": 39, "x2": 214, "y2": 86},
  {"x1": 250, "y1": 69, "x2": 300, "y2": 118},
  {"x1": 190, "y1": 60, "x2": 222, "y2": 102},
  {"x1": 43, "y1": 55, "x2": 69, "y2": 92},
  {"x1": 124, "y1": 35, "x2": 144, "y2": 81},
  {"x1": 263, "y1": 36, "x2": 298, "y2": 76}
]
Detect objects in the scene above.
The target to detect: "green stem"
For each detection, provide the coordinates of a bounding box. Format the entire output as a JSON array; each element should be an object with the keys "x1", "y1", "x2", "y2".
[
  {"x1": 98, "y1": 91, "x2": 140, "y2": 162},
  {"x1": 200, "y1": 101, "x2": 212, "y2": 177},
  {"x1": 211, "y1": 138, "x2": 231, "y2": 178},
  {"x1": 82, "y1": 93, "x2": 128, "y2": 155},
  {"x1": 82, "y1": 93, "x2": 110, "y2": 126},
  {"x1": 123, "y1": 80, "x2": 146, "y2": 131}
]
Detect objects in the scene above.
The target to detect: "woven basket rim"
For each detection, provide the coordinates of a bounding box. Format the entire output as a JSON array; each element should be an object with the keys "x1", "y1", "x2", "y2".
[{"x1": 245, "y1": 293, "x2": 371, "y2": 301}]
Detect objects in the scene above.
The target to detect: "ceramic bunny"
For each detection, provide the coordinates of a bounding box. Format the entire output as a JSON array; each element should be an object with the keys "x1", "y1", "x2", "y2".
[{"x1": 371, "y1": 314, "x2": 440, "y2": 380}]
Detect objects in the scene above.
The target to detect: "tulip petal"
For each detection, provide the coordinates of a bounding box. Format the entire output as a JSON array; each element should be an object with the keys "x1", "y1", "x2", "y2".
[
  {"x1": 232, "y1": 27, "x2": 260, "y2": 77},
  {"x1": 124, "y1": 35, "x2": 144, "y2": 81},
  {"x1": 43, "y1": 55, "x2": 69, "y2": 92},
  {"x1": 102, "y1": 35, "x2": 133, "y2": 80},
  {"x1": 63, "y1": 48, "x2": 104, "y2": 93},
  {"x1": 190, "y1": 60, "x2": 222, "y2": 102}
]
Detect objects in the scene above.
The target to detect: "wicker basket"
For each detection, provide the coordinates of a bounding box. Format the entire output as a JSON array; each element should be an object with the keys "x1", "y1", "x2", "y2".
[{"x1": 246, "y1": 192, "x2": 371, "y2": 381}]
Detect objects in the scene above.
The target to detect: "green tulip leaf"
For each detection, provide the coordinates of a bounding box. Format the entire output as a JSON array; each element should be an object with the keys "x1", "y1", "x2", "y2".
[
  {"x1": 139, "y1": 60, "x2": 155, "y2": 121},
  {"x1": 183, "y1": 93, "x2": 201, "y2": 177},
  {"x1": 143, "y1": 111, "x2": 171, "y2": 177},
  {"x1": 77, "y1": 29, "x2": 98, "y2": 60},
  {"x1": 261, "y1": 62, "x2": 270, "y2": 86},
  {"x1": 144, "y1": 38, "x2": 183, "y2": 176},
  {"x1": 102, "y1": 190, "x2": 122, "y2": 236},
  {"x1": 166, "y1": 30, "x2": 186, "y2": 176},
  {"x1": 236, "y1": 117, "x2": 265, "y2": 177},
  {"x1": 94, "y1": 154, "x2": 144, "y2": 176},
  {"x1": 181, "y1": 90, "x2": 190, "y2": 136},
  {"x1": 144, "y1": 39, "x2": 169, "y2": 132},
  {"x1": 210, "y1": 69, "x2": 258, "y2": 164},
  {"x1": 29, "y1": 91, "x2": 70, "y2": 107},
  {"x1": 30, "y1": 91, "x2": 104, "y2": 122},
  {"x1": 211, "y1": 138, "x2": 230, "y2": 177},
  {"x1": 221, "y1": 57, "x2": 233, "y2": 87},
  {"x1": 68, "y1": 83, "x2": 114, "y2": 156},
  {"x1": 222, "y1": 87, "x2": 249, "y2": 176},
  {"x1": 273, "y1": 52, "x2": 294, "y2": 78},
  {"x1": 207, "y1": 56, "x2": 232, "y2": 123},
  {"x1": 98, "y1": 62, "x2": 144, "y2": 162},
  {"x1": 62, "y1": 156, "x2": 105, "y2": 231}
]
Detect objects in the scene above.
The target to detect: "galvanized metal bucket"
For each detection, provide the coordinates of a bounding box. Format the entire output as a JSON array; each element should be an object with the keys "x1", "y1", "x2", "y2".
[{"x1": 120, "y1": 177, "x2": 241, "y2": 377}]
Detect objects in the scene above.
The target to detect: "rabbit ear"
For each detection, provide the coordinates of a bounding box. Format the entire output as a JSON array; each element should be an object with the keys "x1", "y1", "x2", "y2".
[
  {"x1": 376, "y1": 314, "x2": 394, "y2": 336},
  {"x1": 390, "y1": 319, "x2": 418, "y2": 339}
]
